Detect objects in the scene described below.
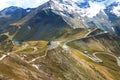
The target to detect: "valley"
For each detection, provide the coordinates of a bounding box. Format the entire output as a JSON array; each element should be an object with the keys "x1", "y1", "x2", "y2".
[
  {"x1": 0, "y1": 27, "x2": 120, "y2": 80},
  {"x1": 0, "y1": 0, "x2": 120, "y2": 80}
]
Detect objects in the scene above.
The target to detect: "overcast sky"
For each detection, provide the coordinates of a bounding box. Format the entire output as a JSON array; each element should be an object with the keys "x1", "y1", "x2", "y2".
[{"x1": 0, "y1": 0, "x2": 49, "y2": 10}]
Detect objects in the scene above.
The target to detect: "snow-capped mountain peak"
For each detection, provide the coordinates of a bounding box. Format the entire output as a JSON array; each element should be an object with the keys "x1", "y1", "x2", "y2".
[
  {"x1": 50, "y1": 0, "x2": 120, "y2": 18},
  {"x1": 50, "y1": 0, "x2": 106, "y2": 18}
]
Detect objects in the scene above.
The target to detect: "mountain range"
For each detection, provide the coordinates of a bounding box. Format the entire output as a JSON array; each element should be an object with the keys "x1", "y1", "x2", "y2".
[
  {"x1": 0, "y1": 0, "x2": 119, "y2": 37},
  {"x1": 4, "y1": 0, "x2": 119, "y2": 41},
  {"x1": 0, "y1": 0, "x2": 120, "y2": 80}
]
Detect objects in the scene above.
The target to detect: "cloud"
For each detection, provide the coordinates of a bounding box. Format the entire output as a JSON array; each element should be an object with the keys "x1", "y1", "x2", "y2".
[{"x1": 0, "y1": 0, "x2": 49, "y2": 10}]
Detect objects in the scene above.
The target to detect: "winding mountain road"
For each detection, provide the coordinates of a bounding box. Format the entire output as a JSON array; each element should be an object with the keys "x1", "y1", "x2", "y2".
[
  {"x1": 93, "y1": 52, "x2": 120, "y2": 66},
  {"x1": 63, "y1": 28, "x2": 98, "y2": 50},
  {"x1": 62, "y1": 28, "x2": 120, "y2": 66},
  {"x1": 1, "y1": 28, "x2": 119, "y2": 67},
  {"x1": 0, "y1": 42, "x2": 29, "y2": 61},
  {"x1": 0, "y1": 53, "x2": 10, "y2": 61}
]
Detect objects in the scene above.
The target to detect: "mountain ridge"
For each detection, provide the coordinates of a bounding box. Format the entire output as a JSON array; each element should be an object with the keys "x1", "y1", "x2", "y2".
[
  {"x1": 9, "y1": 0, "x2": 120, "y2": 41},
  {"x1": 0, "y1": 0, "x2": 120, "y2": 79}
]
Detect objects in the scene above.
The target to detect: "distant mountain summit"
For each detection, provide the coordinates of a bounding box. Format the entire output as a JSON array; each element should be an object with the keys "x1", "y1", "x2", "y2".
[
  {"x1": 0, "y1": 6, "x2": 34, "y2": 33},
  {"x1": 0, "y1": 6, "x2": 33, "y2": 15}
]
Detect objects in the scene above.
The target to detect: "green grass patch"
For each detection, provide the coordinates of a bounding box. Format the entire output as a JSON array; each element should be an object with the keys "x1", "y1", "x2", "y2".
[
  {"x1": 39, "y1": 51, "x2": 45, "y2": 56},
  {"x1": 20, "y1": 48, "x2": 34, "y2": 52}
]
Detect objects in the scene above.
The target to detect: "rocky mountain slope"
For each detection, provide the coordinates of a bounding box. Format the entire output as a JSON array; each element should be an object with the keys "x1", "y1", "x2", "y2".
[{"x1": 0, "y1": 0, "x2": 120, "y2": 80}]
